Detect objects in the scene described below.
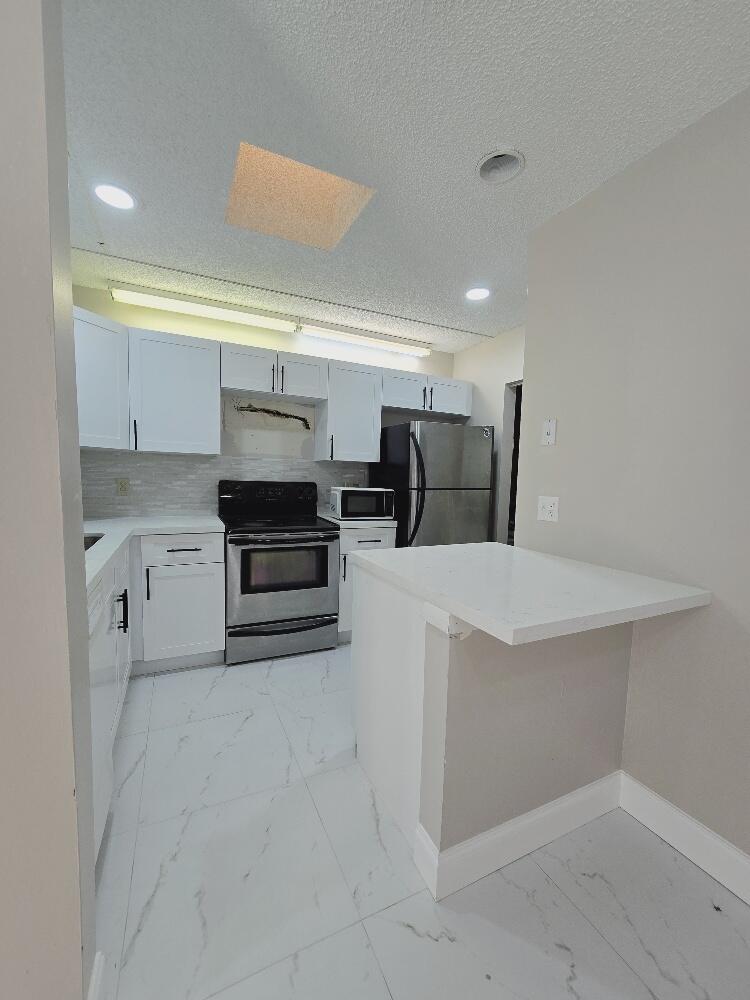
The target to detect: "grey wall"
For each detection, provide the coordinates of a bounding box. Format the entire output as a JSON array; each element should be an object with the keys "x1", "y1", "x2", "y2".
[
  {"x1": 1, "y1": 1, "x2": 93, "y2": 994},
  {"x1": 81, "y1": 449, "x2": 366, "y2": 517},
  {"x1": 439, "y1": 624, "x2": 631, "y2": 849},
  {"x1": 516, "y1": 86, "x2": 750, "y2": 852}
]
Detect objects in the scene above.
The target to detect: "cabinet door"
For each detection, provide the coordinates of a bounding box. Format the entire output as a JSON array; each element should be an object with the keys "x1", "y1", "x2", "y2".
[
  {"x1": 114, "y1": 550, "x2": 131, "y2": 709},
  {"x1": 142, "y1": 562, "x2": 225, "y2": 661},
  {"x1": 277, "y1": 351, "x2": 328, "y2": 400},
  {"x1": 74, "y1": 311, "x2": 130, "y2": 449},
  {"x1": 382, "y1": 370, "x2": 427, "y2": 410},
  {"x1": 326, "y1": 362, "x2": 383, "y2": 461},
  {"x1": 426, "y1": 376, "x2": 472, "y2": 416},
  {"x1": 339, "y1": 526, "x2": 396, "y2": 634},
  {"x1": 88, "y1": 591, "x2": 118, "y2": 854},
  {"x1": 221, "y1": 343, "x2": 277, "y2": 394},
  {"x1": 129, "y1": 329, "x2": 221, "y2": 454}
]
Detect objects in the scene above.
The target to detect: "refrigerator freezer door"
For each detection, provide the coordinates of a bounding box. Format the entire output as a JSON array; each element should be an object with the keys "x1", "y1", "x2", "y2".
[
  {"x1": 408, "y1": 489, "x2": 491, "y2": 546},
  {"x1": 413, "y1": 422, "x2": 493, "y2": 489}
]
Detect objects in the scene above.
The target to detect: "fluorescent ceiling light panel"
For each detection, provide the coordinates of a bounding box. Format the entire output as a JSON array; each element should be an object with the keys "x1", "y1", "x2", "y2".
[
  {"x1": 301, "y1": 324, "x2": 431, "y2": 357},
  {"x1": 225, "y1": 143, "x2": 375, "y2": 250},
  {"x1": 109, "y1": 287, "x2": 297, "y2": 332}
]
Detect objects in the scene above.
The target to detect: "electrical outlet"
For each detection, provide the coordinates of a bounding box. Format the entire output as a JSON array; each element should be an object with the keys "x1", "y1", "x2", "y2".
[
  {"x1": 541, "y1": 418, "x2": 557, "y2": 446},
  {"x1": 537, "y1": 496, "x2": 559, "y2": 522},
  {"x1": 116, "y1": 478, "x2": 130, "y2": 496}
]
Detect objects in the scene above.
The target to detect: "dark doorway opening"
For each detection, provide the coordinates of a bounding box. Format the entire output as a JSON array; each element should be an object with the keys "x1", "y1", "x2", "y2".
[{"x1": 506, "y1": 384, "x2": 523, "y2": 545}]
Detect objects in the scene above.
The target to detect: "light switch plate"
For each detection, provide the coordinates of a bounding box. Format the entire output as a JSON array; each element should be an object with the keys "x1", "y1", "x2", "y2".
[
  {"x1": 541, "y1": 418, "x2": 557, "y2": 446},
  {"x1": 537, "y1": 496, "x2": 559, "y2": 522}
]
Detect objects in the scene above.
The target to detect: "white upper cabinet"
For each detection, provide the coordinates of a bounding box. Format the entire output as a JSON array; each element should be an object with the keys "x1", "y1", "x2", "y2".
[
  {"x1": 221, "y1": 343, "x2": 277, "y2": 394},
  {"x1": 276, "y1": 351, "x2": 328, "y2": 400},
  {"x1": 129, "y1": 328, "x2": 221, "y2": 454},
  {"x1": 74, "y1": 308, "x2": 130, "y2": 449},
  {"x1": 426, "y1": 376, "x2": 472, "y2": 416},
  {"x1": 315, "y1": 360, "x2": 382, "y2": 462},
  {"x1": 382, "y1": 369, "x2": 428, "y2": 410},
  {"x1": 220, "y1": 343, "x2": 327, "y2": 401}
]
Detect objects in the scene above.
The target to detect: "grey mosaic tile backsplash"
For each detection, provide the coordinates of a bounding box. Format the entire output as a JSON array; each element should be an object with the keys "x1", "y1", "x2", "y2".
[{"x1": 80, "y1": 449, "x2": 367, "y2": 518}]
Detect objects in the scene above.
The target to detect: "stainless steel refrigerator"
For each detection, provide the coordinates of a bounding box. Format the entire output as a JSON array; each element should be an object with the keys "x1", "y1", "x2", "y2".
[{"x1": 370, "y1": 421, "x2": 494, "y2": 547}]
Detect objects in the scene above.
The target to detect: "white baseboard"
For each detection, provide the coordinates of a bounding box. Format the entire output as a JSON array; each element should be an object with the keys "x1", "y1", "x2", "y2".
[
  {"x1": 87, "y1": 952, "x2": 105, "y2": 1000},
  {"x1": 415, "y1": 770, "x2": 750, "y2": 905},
  {"x1": 419, "y1": 771, "x2": 622, "y2": 899},
  {"x1": 413, "y1": 823, "x2": 440, "y2": 898},
  {"x1": 620, "y1": 772, "x2": 750, "y2": 906}
]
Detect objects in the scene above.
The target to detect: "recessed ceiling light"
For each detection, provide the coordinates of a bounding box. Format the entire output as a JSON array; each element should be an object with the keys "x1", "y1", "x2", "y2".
[
  {"x1": 477, "y1": 150, "x2": 525, "y2": 185},
  {"x1": 465, "y1": 287, "x2": 490, "y2": 301},
  {"x1": 94, "y1": 184, "x2": 136, "y2": 209}
]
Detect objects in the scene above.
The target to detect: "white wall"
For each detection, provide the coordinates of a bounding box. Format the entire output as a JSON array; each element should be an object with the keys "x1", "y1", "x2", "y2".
[
  {"x1": 516, "y1": 86, "x2": 750, "y2": 852},
  {"x1": 452, "y1": 327, "x2": 524, "y2": 539},
  {"x1": 1, "y1": 2, "x2": 93, "y2": 996},
  {"x1": 73, "y1": 286, "x2": 455, "y2": 377}
]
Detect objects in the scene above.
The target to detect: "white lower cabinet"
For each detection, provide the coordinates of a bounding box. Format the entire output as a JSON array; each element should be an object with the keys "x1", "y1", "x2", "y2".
[
  {"x1": 142, "y1": 538, "x2": 225, "y2": 661},
  {"x1": 88, "y1": 544, "x2": 131, "y2": 858},
  {"x1": 338, "y1": 524, "x2": 397, "y2": 636}
]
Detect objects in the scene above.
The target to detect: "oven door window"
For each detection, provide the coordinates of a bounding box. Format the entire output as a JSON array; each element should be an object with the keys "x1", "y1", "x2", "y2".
[{"x1": 240, "y1": 545, "x2": 328, "y2": 594}]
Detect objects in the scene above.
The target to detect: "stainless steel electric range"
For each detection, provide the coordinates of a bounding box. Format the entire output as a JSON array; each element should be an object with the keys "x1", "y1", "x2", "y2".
[{"x1": 218, "y1": 480, "x2": 340, "y2": 664}]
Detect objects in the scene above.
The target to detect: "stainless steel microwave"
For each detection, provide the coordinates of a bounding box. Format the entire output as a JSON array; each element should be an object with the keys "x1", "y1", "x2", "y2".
[{"x1": 329, "y1": 487, "x2": 395, "y2": 520}]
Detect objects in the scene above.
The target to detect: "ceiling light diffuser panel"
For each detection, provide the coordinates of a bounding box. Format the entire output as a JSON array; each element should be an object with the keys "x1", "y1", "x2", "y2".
[{"x1": 225, "y1": 143, "x2": 375, "y2": 250}]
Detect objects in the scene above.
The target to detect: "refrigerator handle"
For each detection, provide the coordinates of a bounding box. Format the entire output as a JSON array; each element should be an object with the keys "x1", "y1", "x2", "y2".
[{"x1": 407, "y1": 430, "x2": 427, "y2": 546}]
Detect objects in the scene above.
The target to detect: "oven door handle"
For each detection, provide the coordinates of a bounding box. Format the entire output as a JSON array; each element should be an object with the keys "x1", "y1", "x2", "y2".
[
  {"x1": 227, "y1": 616, "x2": 336, "y2": 637},
  {"x1": 228, "y1": 534, "x2": 336, "y2": 546}
]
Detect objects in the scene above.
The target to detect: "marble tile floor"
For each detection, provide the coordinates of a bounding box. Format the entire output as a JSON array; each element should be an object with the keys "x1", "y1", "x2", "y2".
[{"x1": 96, "y1": 646, "x2": 750, "y2": 1000}]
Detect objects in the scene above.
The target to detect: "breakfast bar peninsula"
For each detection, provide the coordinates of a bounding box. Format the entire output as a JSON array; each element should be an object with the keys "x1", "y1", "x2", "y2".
[{"x1": 349, "y1": 543, "x2": 710, "y2": 898}]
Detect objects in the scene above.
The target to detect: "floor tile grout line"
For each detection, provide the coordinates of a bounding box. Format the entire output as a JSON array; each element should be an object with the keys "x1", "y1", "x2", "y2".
[
  {"x1": 199, "y1": 914, "x2": 367, "y2": 1000},
  {"x1": 530, "y1": 857, "x2": 661, "y2": 999},
  {"x1": 361, "y1": 920, "x2": 396, "y2": 1000},
  {"x1": 111, "y1": 678, "x2": 155, "y2": 1000}
]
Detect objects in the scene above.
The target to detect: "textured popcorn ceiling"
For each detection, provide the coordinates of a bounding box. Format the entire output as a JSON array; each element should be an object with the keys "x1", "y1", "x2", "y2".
[
  {"x1": 225, "y1": 143, "x2": 374, "y2": 250},
  {"x1": 63, "y1": 0, "x2": 750, "y2": 351}
]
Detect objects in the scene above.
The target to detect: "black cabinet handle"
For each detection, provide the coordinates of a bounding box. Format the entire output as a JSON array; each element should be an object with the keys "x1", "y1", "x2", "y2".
[
  {"x1": 330, "y1": 434, "x2": 334, "y2": 460},
  {"x1": 146, "y1": 567, "x2": 151, "y2": 600},
  {"x1": 116, "y1": 589, "x2": 129, "y2": 632},
  {"x1": 356, "y1": 539, "x2": 383, "y2": 544},
  {"x1": 281, "y1": 364, "x2": 285, "y2": 393},
  {"x1": 271, "y1": 364, "x2": 275, "y2": 392},
  {"x1": 342, "y1": 553, "x2": 347, "y2": 580},
  {"x1": 166, "y1": 547, "x2": 202, "y2": 553},
  {"x1": 133, "y1": 418, "x2": 138, "y2": 450},
  {"x1": 423, "y1": 386, "x2": 426, "y2": 410},
  {"x1": 429, "y1": 387, "x2": 434, "y2": 410}
]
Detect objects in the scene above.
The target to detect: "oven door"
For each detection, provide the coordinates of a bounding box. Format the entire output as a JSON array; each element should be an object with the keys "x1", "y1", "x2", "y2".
[{"x1": 226, "y1": 532, "x2": 339, "y2": 626}]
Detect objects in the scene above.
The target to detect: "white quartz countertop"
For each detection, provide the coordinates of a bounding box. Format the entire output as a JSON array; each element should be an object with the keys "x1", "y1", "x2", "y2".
[
  {"x1": 350, "y1": 542, "x2": 711, "y2": 645},
  {"x1": 318, "y1": 511, "x2": 397, "y2": 529},
  {"x1": 84, "y1": 515, "x2": 224, "y2": 589}
]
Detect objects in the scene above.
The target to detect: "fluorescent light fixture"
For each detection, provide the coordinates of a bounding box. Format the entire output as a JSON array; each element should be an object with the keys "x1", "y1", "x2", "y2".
[
  {"x1": 94, "y1": 184, "x2": 136, "y2": 209},
  {"x1": 300, "y1": 324, "x2": 430, "y2": 357},
  {"x1": 109, "y1": 287, "x2": 298, "y2": 333},
  {"x1": 465, "y1": 287, "x2": 490, "y2": 301},
  {"x1": 109, "y1": 286, "x2": 431, "y2": 356}
]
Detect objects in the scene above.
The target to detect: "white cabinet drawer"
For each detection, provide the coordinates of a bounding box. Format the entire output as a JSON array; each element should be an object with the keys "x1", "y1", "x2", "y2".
[
  {"x1": 340, "y1": 526, "x2": 397, "y2": 554},
  {"x1": 141, "y1": 533, "x2": 224, "y2": 566}
]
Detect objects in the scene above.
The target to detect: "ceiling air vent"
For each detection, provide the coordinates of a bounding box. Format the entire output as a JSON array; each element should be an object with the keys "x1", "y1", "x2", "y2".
[{"x1": 477, "y1": 150, "x2": 525, "y2": 184}]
